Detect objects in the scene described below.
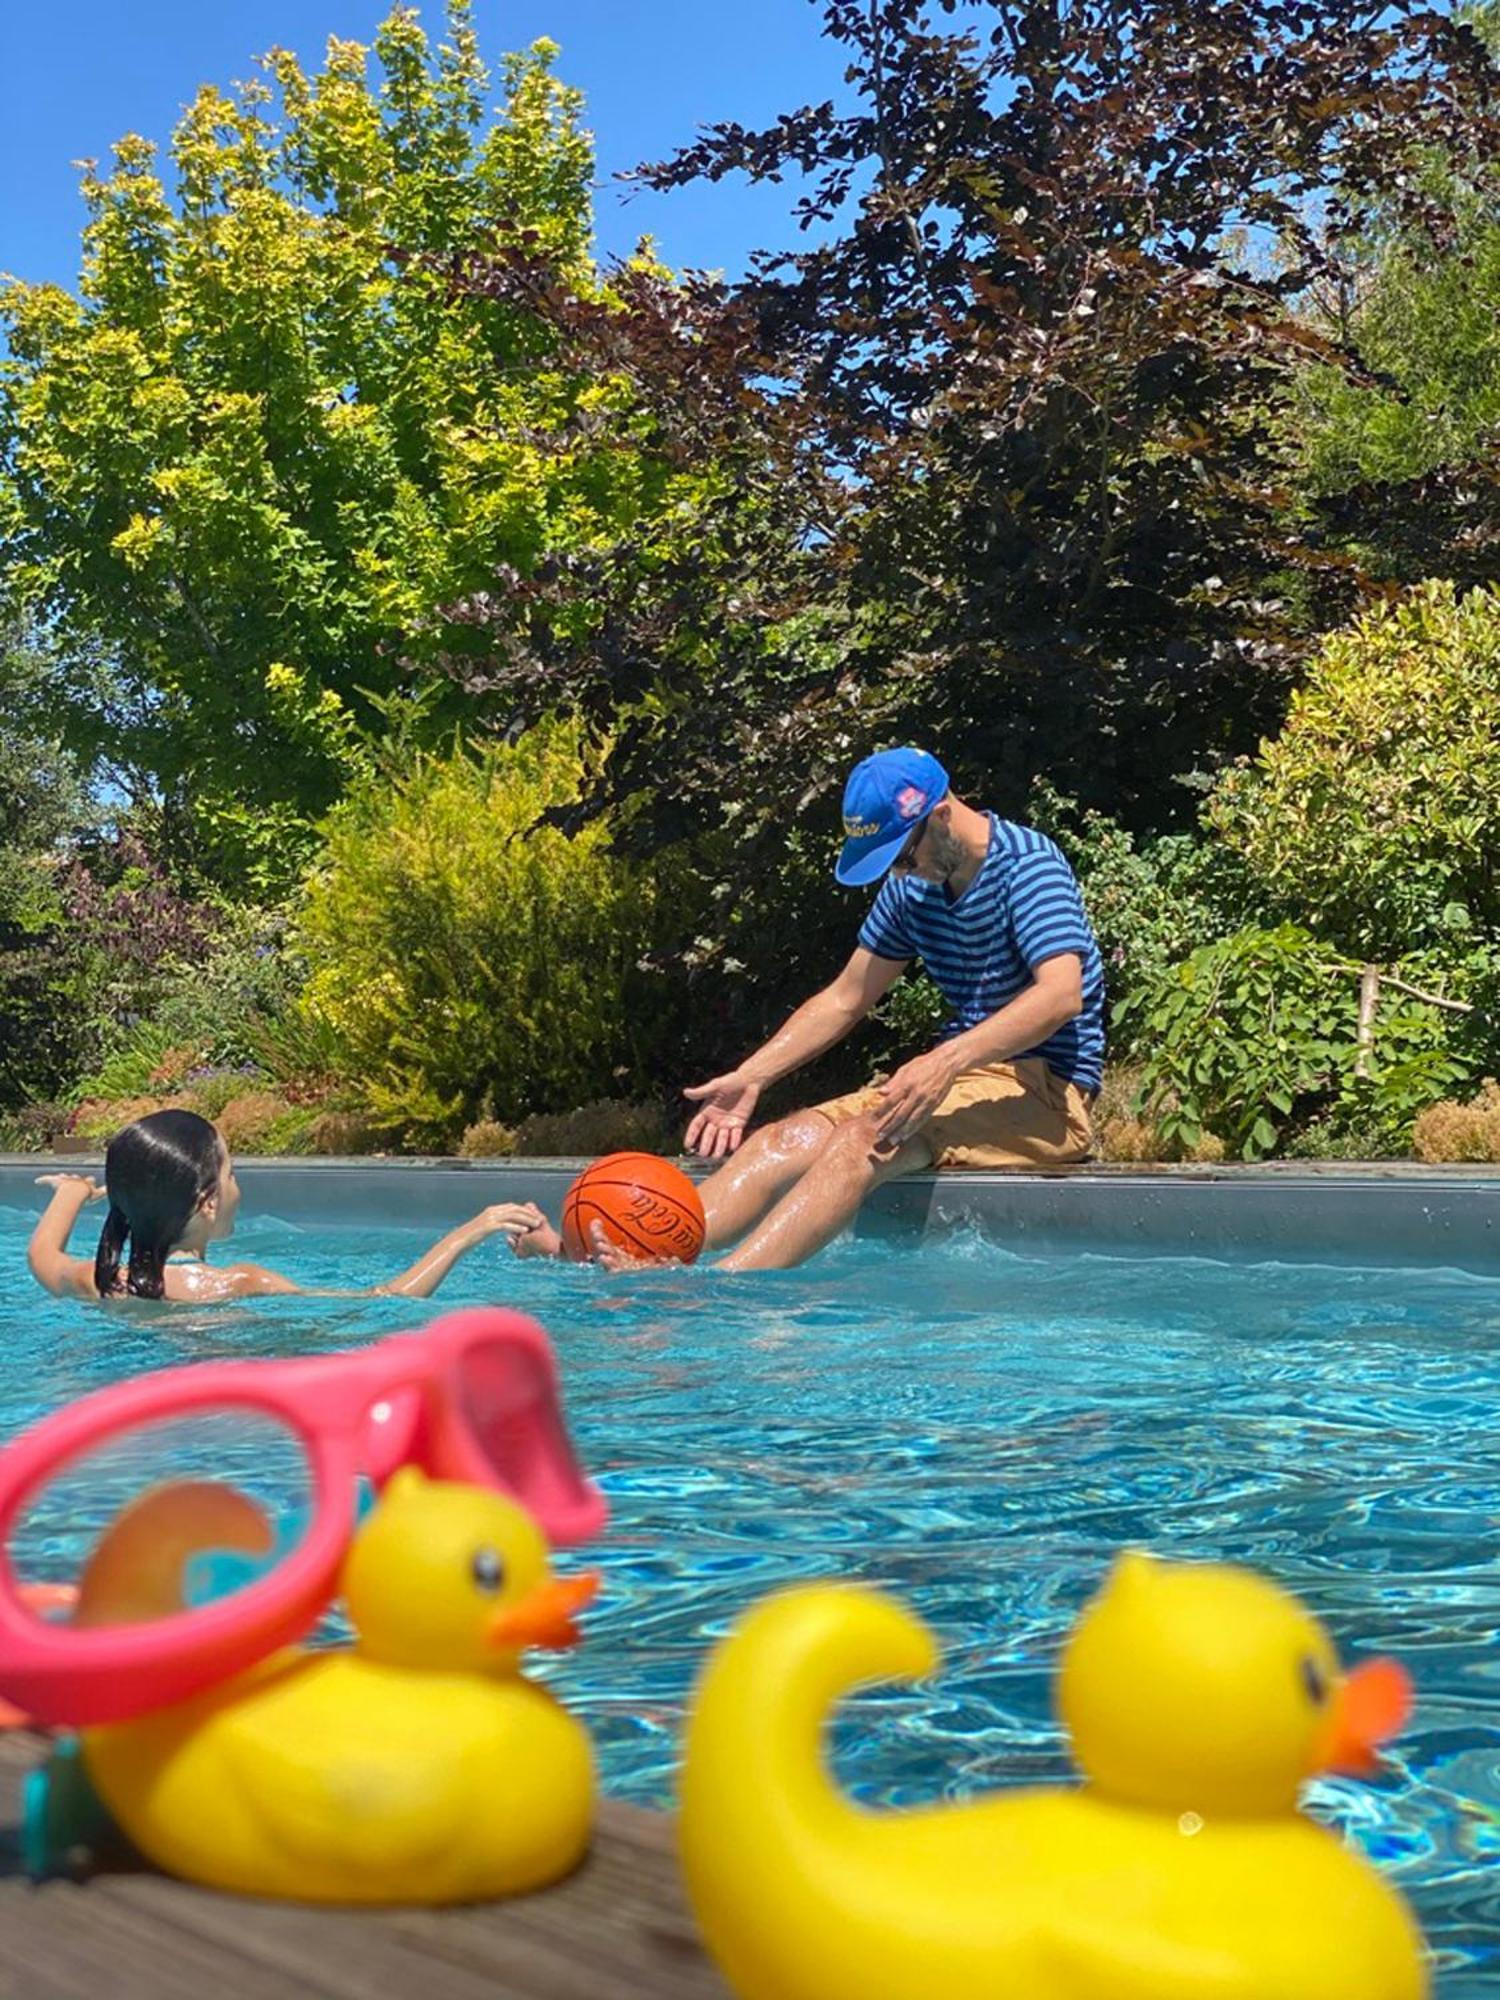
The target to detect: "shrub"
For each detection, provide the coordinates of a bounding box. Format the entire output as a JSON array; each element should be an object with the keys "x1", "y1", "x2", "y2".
[
  {"x1": 215, "y1": 1092, "x2": 300, "y2": 1152},
  {"x1": 305, "y1": 1109, "x2": 386, "y2": 1157},
  {"x1": 0, "y1": 1101, "x2": 73, "y2": 1152},
  {"x1": 71, "y1": 1095, "x2": 171, "y2": 1141},
  {"x1": 1209, "y1": 582, "x2": 1500, "y2": 959},
  {"x1": 1123, "y1": 924, "x2": 1484, "y2": 1159},
  {"x1": 178, "y1": 1068, "x2": 266, "y2": 1120},
  {"x1": 295, "y1": 726, "x2": 660, "y2": 1150},
  {"x1": 1093, "y1": 1064, "x2": 1228, "y2": 1163},
  {"x1": 511, "y1": 1097, "x2": 675, "y2": 1158},
  {"x1": 1413, "y1": 1081, "x2": 1500, "y2": 1164},
  {"x1": 1031, "y1": 785, "x2": 1250, "y2": 1038},
  {"x1": 458, "y1": 1120, "x2": 518, "y2": 1158}
]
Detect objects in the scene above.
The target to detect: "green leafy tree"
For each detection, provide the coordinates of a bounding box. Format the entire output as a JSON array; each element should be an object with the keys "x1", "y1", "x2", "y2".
[
  {"x1": 0, "y1": 6, "x2": 684, "y2": 887},
  {"x1": 1288, "y1": 2, "x2": 1500, "y2": 590}
]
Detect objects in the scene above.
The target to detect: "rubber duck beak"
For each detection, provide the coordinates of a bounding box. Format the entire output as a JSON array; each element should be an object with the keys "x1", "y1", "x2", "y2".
[
  {"x1": 1314, "y1": 1657, "x2": 1412, "y2": 1776},
  {"x1": 488, "y1": 1570, "x2": 601, "y2": 1652}
]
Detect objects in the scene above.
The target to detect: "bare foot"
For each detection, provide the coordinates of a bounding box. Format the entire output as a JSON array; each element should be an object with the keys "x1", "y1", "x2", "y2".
[{"x1": 588, "y1": 1221, "x2": 664, "y2": 1273}]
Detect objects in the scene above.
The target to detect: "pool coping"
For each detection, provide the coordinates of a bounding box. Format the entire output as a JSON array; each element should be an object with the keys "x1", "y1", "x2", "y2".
[
  {"x1": 0, "y1": 1730, "x2": 728, "y2": 1999},
  {"x1": 7, "y1": 1154, "x2": 1500, "y2": 1274}
]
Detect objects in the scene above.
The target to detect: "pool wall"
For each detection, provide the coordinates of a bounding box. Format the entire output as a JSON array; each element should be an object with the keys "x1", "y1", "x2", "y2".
[{"x1": 6, "y1": 1157, "x2": 1499, "y2": 1274}]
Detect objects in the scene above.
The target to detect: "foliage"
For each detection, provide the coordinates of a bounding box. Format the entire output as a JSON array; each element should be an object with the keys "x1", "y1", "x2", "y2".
[
  {"x1": 0, "y1": 6, "x2": 695, "y2": 891},
  {"x1": 0, "y1": 624, "x2": 104, "y2": 1110},
  {"x1": 1208, "y1": 583, "x2": 1500, "y2": 959},
  {"x1": 1289, "y1": 2, "x2": 1500, "y2": 591},
  {"x1": 1028, "y1": 783, "x2": 1249, "y2": 1041},
  {"x1": 1413, "y1": 1078, "x2": 1500, "y2": 1162},
  {"x1": 457, "y1": 1119, "x2": 518, "y2": 1158},
  {"x1": 472, "y1": 0, "x2": 1496, "y2": 843},
  {"x1": 511, "y1": 1098, "x2": 676, "y2": 1157},
  {"x1": 0, "y1": 625, "x2": 94, "y2": 920},
  {"x1": 1122, "y1": 924, "x2": 1487, "y2": 1159},
  {"x1": 295, "y1": 724, "x2": 660, "y2": 1149}
]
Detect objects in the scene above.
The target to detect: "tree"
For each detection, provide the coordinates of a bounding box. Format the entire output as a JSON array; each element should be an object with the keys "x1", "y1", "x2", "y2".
[
  {"x1": 455, "y1": 0, "x2": 1500, "y2": 848},
  {"x1": 0, "y1": 5, "x2": 688, "y2": 887},
  {"x1": 1288, "y1": 1, "x2": 1500, "y2": 592}
]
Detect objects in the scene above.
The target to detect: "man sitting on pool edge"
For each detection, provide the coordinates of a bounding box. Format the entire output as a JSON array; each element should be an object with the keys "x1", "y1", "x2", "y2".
[{"x1": 591, "y1": 746, "x2": 1105, "y2": 1275}]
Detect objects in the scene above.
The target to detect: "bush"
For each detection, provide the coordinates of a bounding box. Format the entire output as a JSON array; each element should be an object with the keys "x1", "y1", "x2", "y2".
[
  {"x1": 511, "y1": 1097, "x2": 675, "y2": 1158},
  {"x1": 215, "y1": 1092, "x2": 301, "y2": 1152},
  {"x1": 1413, "y1": 1081, "x2": 1500, "y2": 1163},
  {"x1": 458, "y1": 1119, "x2": 518, "y2": 1158},
  {"x1": 71, "y1": 1095, "x2": 171, "y2": 1142},
  {"x1": 1031, "y1": 785, "x2": 1250, "y2": 1038},
  {"x1": 295, "y1": 726, "x2": 660, "y2": 1150},
  {"x1": 1209, "y1": 582, "x2": 1500, "y2": 959},
  {"x1": 1121, "y1": 924, "x2": 1483, "y2": 1160},
  {"x1": 305, "y1": 1109, "x2": 386, "y2": 1156}
]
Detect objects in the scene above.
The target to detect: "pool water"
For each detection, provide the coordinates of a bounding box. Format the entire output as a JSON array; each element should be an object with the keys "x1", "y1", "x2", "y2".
[{"x1": 3, "y1": 1200, "x2": 1500, "y2": 1989}]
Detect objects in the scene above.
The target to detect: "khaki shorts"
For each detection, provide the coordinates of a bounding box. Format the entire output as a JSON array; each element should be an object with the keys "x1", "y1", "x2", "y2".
[{"x1": 812, "y1": 1056, "x2": 1094, "y2": 1170}]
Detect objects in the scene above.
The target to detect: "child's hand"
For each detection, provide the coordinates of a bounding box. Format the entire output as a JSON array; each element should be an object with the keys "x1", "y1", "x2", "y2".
[
  {"x1": 476, "y1": 1202, "x2": 547, "y2": 1237},
  {"x1": 35, "y1": 1174, "x2": 106, "y2": 1203},
  {"x1": 509, "y1": 1204, "x2": 562, "y2": 1260}
]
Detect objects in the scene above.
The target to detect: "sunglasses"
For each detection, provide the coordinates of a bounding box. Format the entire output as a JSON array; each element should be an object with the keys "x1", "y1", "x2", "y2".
[
  {"x1": 890, "y1": 814, "x2": 932, "y2": 873},
  {"x1": 0, "y1": 1307, "x2": 605, "y2": 1729}
]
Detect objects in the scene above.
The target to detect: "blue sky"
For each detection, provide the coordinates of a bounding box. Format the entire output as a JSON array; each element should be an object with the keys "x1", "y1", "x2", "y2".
[{"x1": 0, "y1": 0, "x2": 850, "y2": 291}]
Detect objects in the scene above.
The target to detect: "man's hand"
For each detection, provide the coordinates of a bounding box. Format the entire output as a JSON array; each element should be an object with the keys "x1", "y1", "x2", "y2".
[
  {"x1": 682, "y1": 1070, "x2": 762, "y2": 1160},
  {"x1": 34, "y1": 1174, "x2": 106, "y2": 1203},
  {"x1": 874, "y1": 1047, "x2": 960, "y2": 1149}
]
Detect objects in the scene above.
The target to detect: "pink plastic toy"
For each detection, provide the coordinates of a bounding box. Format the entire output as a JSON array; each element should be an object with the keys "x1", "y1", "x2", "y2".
[{"x1": 0, "y1": 1308, "x2": 605, "y2": 1729}]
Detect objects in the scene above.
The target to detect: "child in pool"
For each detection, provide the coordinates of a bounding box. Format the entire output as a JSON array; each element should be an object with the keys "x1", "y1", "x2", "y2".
[{"x1": 28, "y1": 1108, "x2": 546, "y2": 1304}]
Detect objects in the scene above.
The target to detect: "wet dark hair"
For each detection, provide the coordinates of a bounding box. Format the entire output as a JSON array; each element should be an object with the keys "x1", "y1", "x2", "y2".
[{"x1": 95, "y1": 1109, "x2": 224, "y2": 1300}]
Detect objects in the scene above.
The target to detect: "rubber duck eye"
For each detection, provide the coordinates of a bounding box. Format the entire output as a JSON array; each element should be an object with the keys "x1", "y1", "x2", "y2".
[
  {"x1": 1298, "y1": 1656, "x2": 1328, "y2": 1707},
  {"x1": 470, "y1": 1547, "x2": 505, "y2": 1594}
]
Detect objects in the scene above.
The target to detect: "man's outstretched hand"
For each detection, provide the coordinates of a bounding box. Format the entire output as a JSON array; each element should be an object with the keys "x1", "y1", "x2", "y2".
[{"x1": 682, "y1": 1070, "x2": 761, "y2": 1159}]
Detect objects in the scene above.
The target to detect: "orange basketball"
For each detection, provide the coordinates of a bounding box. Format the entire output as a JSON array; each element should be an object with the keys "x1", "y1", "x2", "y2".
[{"x1": 560, "y1": 1152, "x2": 706, "y2": 1264}]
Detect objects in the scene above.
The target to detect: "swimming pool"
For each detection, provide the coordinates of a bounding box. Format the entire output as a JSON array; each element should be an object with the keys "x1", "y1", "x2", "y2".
[{"x1": 2, "y1": 1185, "x2": 1499, "y2": 1990}]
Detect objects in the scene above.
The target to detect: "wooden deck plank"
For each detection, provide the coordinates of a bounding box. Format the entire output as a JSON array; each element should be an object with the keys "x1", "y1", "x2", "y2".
[{"x1": 0, "y1": 1734, "x2": 730, "y2": 2000}]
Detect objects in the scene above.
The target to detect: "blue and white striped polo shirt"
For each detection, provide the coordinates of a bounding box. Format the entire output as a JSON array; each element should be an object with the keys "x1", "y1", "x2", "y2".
[{"x1": 859, "y1": 815, "x2": 1106, "y2": 1091}]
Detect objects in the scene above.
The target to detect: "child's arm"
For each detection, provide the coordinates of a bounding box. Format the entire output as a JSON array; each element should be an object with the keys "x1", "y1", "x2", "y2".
[
  {"x1": 28, "y1": 1175, "x2": 108, "y2": 1298},
  {"x1": 220, "y1": 1205, "x2": 555, "y2": 1300},
  {"x1": 372, "y1": 1204, "x2": 556, "y2": 1295}
]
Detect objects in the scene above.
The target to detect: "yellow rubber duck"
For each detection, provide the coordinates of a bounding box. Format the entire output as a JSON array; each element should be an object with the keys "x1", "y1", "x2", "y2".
[
  {"x1": 679, "y1": 1554, "x2": 1428, "y2": 2000},
  {"x1": 81, "y1": 1468, "x2": 599, "y2": 1904}
]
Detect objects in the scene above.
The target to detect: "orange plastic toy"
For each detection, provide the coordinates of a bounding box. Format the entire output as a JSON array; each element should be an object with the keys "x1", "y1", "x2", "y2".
[{"x1": 561, "y1": 1153, "x2": 706, "y2": 1264}]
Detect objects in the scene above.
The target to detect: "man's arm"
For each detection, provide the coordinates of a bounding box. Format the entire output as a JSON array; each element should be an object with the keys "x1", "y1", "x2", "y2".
[
  {"x1": 684, "y1": 948, "x2": 909, "y2": 1158},
  {"x1": 873, "y1": 953, "x2": 1084, "y2": 1147}
]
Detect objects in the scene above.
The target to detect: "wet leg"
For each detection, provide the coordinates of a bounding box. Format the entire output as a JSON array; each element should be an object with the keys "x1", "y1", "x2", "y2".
[
  {"x1": 715, "y1": 1115, "x2": 932, "y2": 1272},
  {"x1": 698, "y1": 1110, "x2": 839, "y2": 1250}
]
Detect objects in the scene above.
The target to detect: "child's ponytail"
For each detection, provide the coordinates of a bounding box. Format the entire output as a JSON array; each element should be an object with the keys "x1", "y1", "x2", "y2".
[{"x1": 93, "y1": 1204, "x2": 131, "y2": 1299}]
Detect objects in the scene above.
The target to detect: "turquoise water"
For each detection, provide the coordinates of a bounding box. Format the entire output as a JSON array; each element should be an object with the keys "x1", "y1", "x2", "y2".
[{"x1": 3, "y1": 1200, "x2": 1500, "y2": 1988}]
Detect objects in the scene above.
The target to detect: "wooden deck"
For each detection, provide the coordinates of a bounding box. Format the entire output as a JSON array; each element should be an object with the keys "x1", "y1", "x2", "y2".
[{"x1": 0, "y1": 1735, "x2": 731, "y2": 2000}]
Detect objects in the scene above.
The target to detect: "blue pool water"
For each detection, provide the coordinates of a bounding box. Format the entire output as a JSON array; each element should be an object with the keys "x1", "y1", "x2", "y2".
[{"x1": 2, "y1": 1199, "x2": 1499, "y2": 1988}]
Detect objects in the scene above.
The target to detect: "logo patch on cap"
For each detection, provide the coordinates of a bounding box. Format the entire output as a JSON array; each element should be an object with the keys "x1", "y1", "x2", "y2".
[{"x1": 895, "y1": 785, "x2": 930, "y2": 821}]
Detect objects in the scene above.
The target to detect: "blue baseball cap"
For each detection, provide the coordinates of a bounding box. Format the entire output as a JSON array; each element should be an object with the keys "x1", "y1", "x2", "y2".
[{"x1": 835, "y1": 747, "x2": 950, "y2": 885}]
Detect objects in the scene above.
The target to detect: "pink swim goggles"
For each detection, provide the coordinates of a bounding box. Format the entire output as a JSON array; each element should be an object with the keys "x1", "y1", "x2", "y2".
[{"x1": 0, "y1": 1307, "x2": 606, "y2": 1729}]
